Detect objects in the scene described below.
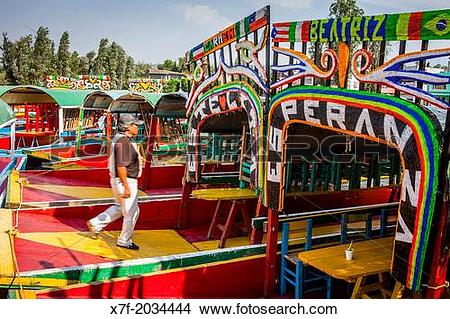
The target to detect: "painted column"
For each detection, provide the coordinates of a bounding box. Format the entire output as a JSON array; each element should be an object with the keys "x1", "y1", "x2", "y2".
[
  {"x1": 106, "y1": 112, "x2": 113, "y2": 154},
  {"x1": 10, "y1": 121, "x2": 15, "y2": 155},
  {"x1": 264, "y1": 208, "x2": 279, "y2": 297},
  {"x1": 75, "y1": 107, "x2": 85, "y2": 157},
  {"x1": 425, "y1": 163, "x2": 450, "y2": 298},
  {"x1": 141, "y1": 115, "x2": 158, "y2": 190},
  {"x1": 58, "y1": 108, "x2": 64, "y2": 140}
]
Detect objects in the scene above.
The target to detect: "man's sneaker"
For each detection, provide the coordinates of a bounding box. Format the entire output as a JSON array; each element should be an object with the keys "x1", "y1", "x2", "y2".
[
  {"x1": 117, "y1": 242, "x2": 140, "y2": 250},
  {"x1": 86, "y1": 221, "x2": 99, "y2": 239}
]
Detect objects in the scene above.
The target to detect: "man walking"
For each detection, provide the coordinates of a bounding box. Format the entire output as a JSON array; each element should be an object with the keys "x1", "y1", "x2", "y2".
[{"x1": 87, "y1": 114, "x2": 144, "y2": 250}]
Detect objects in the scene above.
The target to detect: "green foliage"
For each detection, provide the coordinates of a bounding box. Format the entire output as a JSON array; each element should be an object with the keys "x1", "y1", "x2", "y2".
[
  {"x1": 158, "y1": 59, "x2": 178, "y2": 72},
  {"x1": 180, "y1": 77, "x2": 191, "y2": 92},
  {"x1": 32, "y1": 26, "x2": 55, "y2": 85},
  {"x1": 1, "y1": 33, "x2": 17, "y2": 83},
  {"x1": 162, "y1": 78, "x2": 180, "y2": 93},
  {"x1": 69, "y1": 51, "x2": 80, "y2": 76},
  {"x1": 93, "y1": 38, "x2": 109, "y2": 75},
  {"x1": 0, "y1": 26, "x2": 186, "y2": 89},
  {"x1": 135, "y1": 62, "x2": 150, "y2": 78},
  {"x1": 329, "y1": 0, "x2": 364, "y2": 18},
  {"x1": 158, "y1": 57, "x2": 187, "y2": 73},
  {"x1": 14, "y1": 35, "x2": 33, "y2": 83},
  {"x1": 57, "y1": 31, "x2": 71, "y2": 76}
]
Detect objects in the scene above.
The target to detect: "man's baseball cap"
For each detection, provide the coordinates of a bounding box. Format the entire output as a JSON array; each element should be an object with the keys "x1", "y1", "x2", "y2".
[{"x1": 119, "y1": 114, "x2": 144, "y2": 126}]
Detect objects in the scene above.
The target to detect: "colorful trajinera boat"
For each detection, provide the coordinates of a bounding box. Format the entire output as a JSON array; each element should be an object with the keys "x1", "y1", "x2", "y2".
[{"x1": 0, "y1": 6, "x2": 449, "y2": 299}]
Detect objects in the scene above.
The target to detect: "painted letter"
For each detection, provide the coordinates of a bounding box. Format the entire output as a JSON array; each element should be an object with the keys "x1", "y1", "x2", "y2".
[
  {"x1": 395, "y1": 214, "x2": 413, "y2": 243},
  {"x1": 269, "y1": 126, "x2": 282, "y2": 152},
  {"x1": 327, "y1": 103, "x2": 346, "y2": 130},
  {"x1": 267, "y1": 162, "x2": 281, "y2": 183},
  {"x1": 281, "y1": 100, "x2": 297, "y2": 121},
  {"x1": 384, "y1": 115, "x2": 413, "y2": 152},
  {"x1": 304, "y1": 100, "x2": 321, "y2": 124},
  {"x1": 341, "y1": 17, "x2": 351, "y2": 42},
  {"x1": 319, "y1": 19, "x2": 329, "y2": 42},
  {"x1": 350, "y1": 16, "x2": 362, "y2": 42},
  {"x1": 401, "y1": 170, "x2": 421, "y2": 207},
  {"x1": 310, "y1": 20, "x2": 319, "y2": 42},
  {"x1": 372, "y1": 15, "x2": 385, "y2": 41},
  {"x1": 355, "y1": 108, "x2": 375, "y2": 137}
]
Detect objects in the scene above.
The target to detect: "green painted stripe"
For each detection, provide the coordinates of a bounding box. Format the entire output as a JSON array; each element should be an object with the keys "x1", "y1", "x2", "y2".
[
  {"x1": 20, "y1": 245, "x2": 266, "y2": 284},
  {"x1": 235, "y1": 22, "x2": 241, "y2": 40},
  {"x1": 288, "y1": 22, "x2": 297, "y2": 42},
  {"x1": 244, "y1": 17, "x2": 250, "y2": 33},
  {"x1": 385, "y1": 13, "x2": 399, "y2": 41}
]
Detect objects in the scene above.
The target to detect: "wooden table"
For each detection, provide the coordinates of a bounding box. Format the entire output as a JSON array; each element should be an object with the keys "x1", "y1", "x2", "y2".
[
  {"x1": 297, "y1": 237, "x2": 401, "y2": 298},
  {"x1": 192, "y1": 188, "x2": 258, "y2": 248}
]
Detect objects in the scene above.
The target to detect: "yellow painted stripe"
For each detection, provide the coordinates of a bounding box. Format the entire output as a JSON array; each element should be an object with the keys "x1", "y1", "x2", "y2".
[
  {"x1": 17, "y1": 290, "x2": 37, "y2": 299},
  {"x1": 18, "y1": 230, "x2": 198, "y2": 260},
  {"x1": 6, "y1": 170, "x2": 21, "y2": 208},
  {"x1": 0, "y1": 276, "x2": 77, "y2": 288},
  {"x1": 0, "y1": 209, "x2": 15, "y2": 278},
  {"x1": 397, "y1": 13, "x2": 412, "y2": 40},
  {"x1": 192, "y1": 188, "x2": 257, "y2": 200}
]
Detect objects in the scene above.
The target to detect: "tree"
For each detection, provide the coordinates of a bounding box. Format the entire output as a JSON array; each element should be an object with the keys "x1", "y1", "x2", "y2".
[
  {"x1": 116, "y1": 45, "x2": 127, "y2": 89},
  {"x1": 85, "y1": 51, "x2": 96, "y2": 74},
  {"x1": 107, "y1": 42, "x2": 119, "y2": 88},
  {"x1": 93, "y1": 38, "x2": 109, "y2": 75},
  {"x1": 325, "y1": 0, "x2": 366, "y2": 88},
  {"x1": 163, "y1": 78, "x2": 180, "y2": 93},
  {"x1": 135, "y1": 62, "x2": 150, "y2": 78},
  {"x1": 329, "y1": 0, "x2": 364, "y2": 18},
  {"x1": 180, "y1": 77, "x2": 191, "y2": 92},
  {"x1": 57, "y1": 31, "x2": 71, "y2": 76},
  {"x1": 14, "y1": 35, "x2": 33, "y2": 83},
  {"x1": 69, "y1": 51, "x2": 80, "y2": 76},
  {"x1": 158, "y1": 59, "x2": 177, "y2": 72},
  {"x1": 125, "y1": 56, "x2": 135, "y2": 87},
  {"x1": 1, "y1": 33, "x2": 18, "y2": 83},
  {"x1": 32, "y1": 26, "x2": 55, "y2": 85}
]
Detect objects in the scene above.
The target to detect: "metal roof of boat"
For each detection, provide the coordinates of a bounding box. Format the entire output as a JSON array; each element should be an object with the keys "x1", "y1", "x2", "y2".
[
  {"x1": 0, "y1": 99, "x2": 15, "y2": 129},
  {"x1": 0, "y1": 85, "x2": 93, "y2": 108},
  {"x1": 108, "y1": 92, "x2": 156, "y2": 113},
  {"x1": 154, "y1": 92, "x2": 187, "y2": 118},
  {"x1": 83, "y1": 90, "x2": 130, "y2": 110},
  {"x1": 108, "y1": 91, "x2": 188, "y2": 117}
]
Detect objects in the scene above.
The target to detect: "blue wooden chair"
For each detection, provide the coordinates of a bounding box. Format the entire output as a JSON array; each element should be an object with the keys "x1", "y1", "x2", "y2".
[{"x1": 279, "y1": 219, "x2": 332, "y2": 299}]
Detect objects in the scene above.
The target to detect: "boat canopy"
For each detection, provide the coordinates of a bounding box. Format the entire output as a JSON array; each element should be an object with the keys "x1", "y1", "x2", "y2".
[
  {"x1": 0, "y1": 85, "x2": 92, "y2": 108},
  {"x1": 83, "y1": 90, "x2": 129, "y2": 110},
  {"x1": 154, "y1": 92, "x2": 187, "y2": 118},
  {"x1": 108, "y1": 92, "x2": 159, "y2": 113},
  {"x1": 0, "y1": 99, "x2": 15, "y2": 129}
]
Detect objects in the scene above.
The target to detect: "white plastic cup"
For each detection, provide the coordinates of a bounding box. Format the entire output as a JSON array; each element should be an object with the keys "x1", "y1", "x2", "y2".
[{"x1": 345, "y1": 249, "x2": 353, "y2": 260}]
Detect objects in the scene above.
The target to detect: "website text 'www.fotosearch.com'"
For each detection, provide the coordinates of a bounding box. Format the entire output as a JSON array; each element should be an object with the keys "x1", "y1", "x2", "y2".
[
  {"x1": 198, "y1": 303, "x2": 338, "y2": 316},
  {"x1": 107, "y1": 301, "x2": 338, "y2": 317}
]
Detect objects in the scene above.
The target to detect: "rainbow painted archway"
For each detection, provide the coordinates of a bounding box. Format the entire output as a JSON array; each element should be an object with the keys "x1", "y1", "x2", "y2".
[
  {"x1": 187, "y1": 81, "x2": 264, "y2": 189},
  {"x1": 265, "y1": 86, "x2": 447, "y2": 291}
]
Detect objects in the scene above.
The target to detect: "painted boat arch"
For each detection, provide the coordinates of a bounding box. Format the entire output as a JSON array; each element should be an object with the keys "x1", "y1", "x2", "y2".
[
  {"x1": 265, "y1": 85, "x2": 447, "y2": 291},
  {"x1": 186, "y1": 81, "x2": 264, "y2": 189}
]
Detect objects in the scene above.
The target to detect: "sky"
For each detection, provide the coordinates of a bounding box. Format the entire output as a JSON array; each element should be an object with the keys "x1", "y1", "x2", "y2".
[{"x1": 0, "y1": 0, "x2": 449, "y2": 64}]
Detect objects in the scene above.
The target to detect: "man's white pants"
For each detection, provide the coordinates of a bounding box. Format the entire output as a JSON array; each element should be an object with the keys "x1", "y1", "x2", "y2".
[{"x1": 88, "y1": 178, "x2": 140, "y2": 246}]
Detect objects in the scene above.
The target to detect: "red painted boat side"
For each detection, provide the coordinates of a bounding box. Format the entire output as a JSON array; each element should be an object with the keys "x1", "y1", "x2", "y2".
[
  {"x1": 0, "y1": 136, "x2": 10, "y2": 149},
  {"x1": 35, "y1": 255, "x2": 265, "y2": 299}
]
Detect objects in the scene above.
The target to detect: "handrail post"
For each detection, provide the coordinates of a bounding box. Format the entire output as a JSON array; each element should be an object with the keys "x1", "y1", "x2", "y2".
[
  {"x1": 305, "y1": 218, "x2": 313, "y2": 251},
  {"x1": 341, "y1": 213, "x2": 348, "y2": 244}
]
